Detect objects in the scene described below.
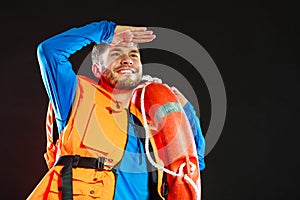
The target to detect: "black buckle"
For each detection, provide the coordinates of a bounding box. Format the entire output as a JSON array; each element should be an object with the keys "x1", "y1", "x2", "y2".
[
  {"x1": 72, "y1": 155, "x2": 80, "y2": 168},
  {"x1": 97, "y1": 157, "x2": 105, "y2": 170}
]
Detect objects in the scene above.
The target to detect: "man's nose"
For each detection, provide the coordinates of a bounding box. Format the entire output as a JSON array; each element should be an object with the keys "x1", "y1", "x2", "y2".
[{"x1": 121, "y1": 55, "x2": 133, "y2": 65}]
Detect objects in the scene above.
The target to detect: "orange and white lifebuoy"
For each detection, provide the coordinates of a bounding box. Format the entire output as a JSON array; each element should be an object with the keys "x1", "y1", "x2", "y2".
[{"x1": 132, "y1": 82, "x2": 201, "y2": 200}]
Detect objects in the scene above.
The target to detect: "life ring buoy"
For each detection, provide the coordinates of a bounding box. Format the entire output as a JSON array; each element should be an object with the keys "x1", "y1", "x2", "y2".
[{"x1": 132, "y1": 82, "x2": 201, "y2": 200}]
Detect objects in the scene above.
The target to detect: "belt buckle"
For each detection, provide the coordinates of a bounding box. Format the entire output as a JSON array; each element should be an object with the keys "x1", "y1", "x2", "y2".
[
  {"x1": 97, "y1": 157, "x2": 105, "y2": 170},
  {"x1": 72, "y1": 155, "x2": 80, "y2": 168}
]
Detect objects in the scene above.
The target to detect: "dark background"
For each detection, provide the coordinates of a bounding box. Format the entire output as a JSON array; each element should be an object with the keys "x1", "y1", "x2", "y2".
[{"x1": 0, "y1": 0, "x2": 299, "y2": 199}]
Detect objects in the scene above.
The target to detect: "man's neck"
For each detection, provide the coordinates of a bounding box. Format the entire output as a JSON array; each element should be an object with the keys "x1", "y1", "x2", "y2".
[{"x1": 113, "y1": 91, "x2": 133, "y2": 108}]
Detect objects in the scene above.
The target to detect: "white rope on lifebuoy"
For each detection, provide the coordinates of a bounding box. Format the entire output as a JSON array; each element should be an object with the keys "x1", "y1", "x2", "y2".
[{"x1": 140, "y1": 83, "x2": 200, "y2": 200}]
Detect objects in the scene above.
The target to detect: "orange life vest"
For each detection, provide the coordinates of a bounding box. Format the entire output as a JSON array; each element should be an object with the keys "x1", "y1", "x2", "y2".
[{"x1": 27, "y1": 76, "x2": 165, "y2": 200}]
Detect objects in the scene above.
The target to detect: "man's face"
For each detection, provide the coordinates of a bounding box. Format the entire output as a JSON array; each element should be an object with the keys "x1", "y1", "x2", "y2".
[{"x1": 99, "y1": 45, "x2": 142, "y2": 90}]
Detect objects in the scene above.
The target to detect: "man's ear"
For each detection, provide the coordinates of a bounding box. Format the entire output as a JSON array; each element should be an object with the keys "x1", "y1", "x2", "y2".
[{"x1": 92, "y1": 63, "x2": 102, "y2": 78}]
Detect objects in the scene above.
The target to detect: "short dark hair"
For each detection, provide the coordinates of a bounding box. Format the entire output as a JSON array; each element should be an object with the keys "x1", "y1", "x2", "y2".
[{"x1": 91, "y1": 43, "x2": 109, "y2": 65}]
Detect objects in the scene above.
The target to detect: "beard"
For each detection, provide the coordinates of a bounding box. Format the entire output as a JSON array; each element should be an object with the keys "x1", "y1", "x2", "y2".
[{"x1": 101, "y1": 68, "x2": 142, "y2": 90}]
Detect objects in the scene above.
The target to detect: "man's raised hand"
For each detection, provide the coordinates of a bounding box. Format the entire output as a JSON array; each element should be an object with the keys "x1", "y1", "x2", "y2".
[{"x1": 112, "y1": 26, "x2": 156, "y2": 47}]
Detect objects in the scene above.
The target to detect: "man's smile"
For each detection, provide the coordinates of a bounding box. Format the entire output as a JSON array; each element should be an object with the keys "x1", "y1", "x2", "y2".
[{"x1": 116, "y1": 67, "x2": 137, "y2": 74}]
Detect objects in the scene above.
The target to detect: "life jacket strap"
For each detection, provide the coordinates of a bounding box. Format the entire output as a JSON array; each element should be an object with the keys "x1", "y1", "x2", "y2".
[
  {"x1": 55, "y1": 155, "x2": 110, "y2": 200},
  {"x1": 55, "y1": 155, "x2": 109, "y2": 170}
]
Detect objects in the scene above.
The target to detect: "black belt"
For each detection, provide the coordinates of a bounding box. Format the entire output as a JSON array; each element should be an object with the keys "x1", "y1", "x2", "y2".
[
  {"x1": 55, "y1": 155, "x2": 107, "y2": 200},
  {"x1": 56, "y1": 155, "x2": 106, "y2": 170}
]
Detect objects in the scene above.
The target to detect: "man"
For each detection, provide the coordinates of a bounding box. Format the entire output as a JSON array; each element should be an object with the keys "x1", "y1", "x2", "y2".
[{"x1": 27, "y1": 20, "x2": 205, "y2": 199}]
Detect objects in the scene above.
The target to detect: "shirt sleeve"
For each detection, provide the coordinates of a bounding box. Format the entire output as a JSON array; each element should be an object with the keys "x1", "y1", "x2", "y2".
[
  {"x1": 183, "y1": 102, "x2": 206, "y2": 171},
  {"x1": 37, "y1": 20, "x2": 116, "y2": 132}
]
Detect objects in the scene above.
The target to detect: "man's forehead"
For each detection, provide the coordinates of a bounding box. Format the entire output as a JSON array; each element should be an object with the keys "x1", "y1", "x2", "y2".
[{"x1": 108, "y1": 45, "x2": 139, "y2": 53}]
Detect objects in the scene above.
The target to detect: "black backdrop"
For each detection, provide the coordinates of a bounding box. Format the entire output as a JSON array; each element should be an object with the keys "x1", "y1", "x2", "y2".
[{"x1": 0, "y1": 0, "x2": 299, "y2": 199}]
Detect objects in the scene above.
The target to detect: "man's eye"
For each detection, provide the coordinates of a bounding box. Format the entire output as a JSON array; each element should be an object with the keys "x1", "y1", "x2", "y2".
[
  {"x1": 130, "y1": 54, "x2": 139, "y2": 58},
  {"x1": 111, "y1": 53, "x2": 120, "y2": 57}
]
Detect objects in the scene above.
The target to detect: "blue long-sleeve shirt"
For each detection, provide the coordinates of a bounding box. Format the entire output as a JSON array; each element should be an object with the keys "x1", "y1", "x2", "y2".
[{"x1": 37, "y1": 20, "x2": 205, "y2": 199}]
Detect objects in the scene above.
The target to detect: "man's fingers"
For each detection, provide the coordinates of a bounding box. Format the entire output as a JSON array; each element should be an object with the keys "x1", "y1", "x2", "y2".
[
  {"x1": 132, "y1": 38, "x2": 156, "y2": 43},
  {"x1": 132, "y1": 33, "x2": 156, "y2": 39},
  {"x1": 113, "y1": 27, "x2": 156, "y2": 45},
  {"x1": 115, "y1": 25, "x2": 147, "y2": 33},
  {"x1": 128, "y1": 27, "x2": 148, "y2": 31},
  {"x1": 132, "y1": 35, "x2": 156, "y2": 43},
  {"x1": 131, "y1": 30, "x2": 154, "y2": 36},
  {"x1": 132, "y1": 30, "x2": 156, "y2": 39}
]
